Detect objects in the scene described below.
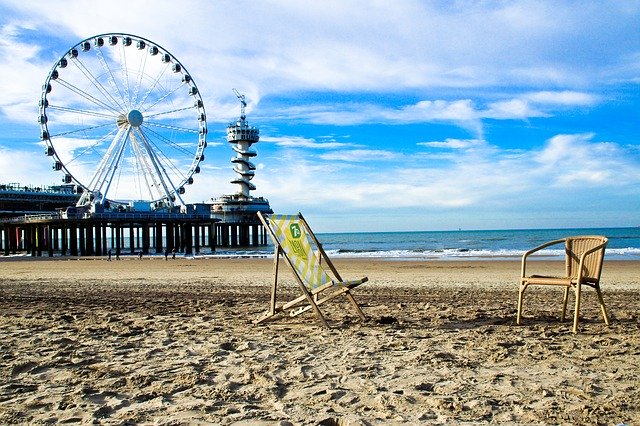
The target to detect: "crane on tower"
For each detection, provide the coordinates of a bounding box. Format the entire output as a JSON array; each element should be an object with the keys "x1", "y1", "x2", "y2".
[{"x1": 232, "y1": 88, "x2": 246, "y2": 120}]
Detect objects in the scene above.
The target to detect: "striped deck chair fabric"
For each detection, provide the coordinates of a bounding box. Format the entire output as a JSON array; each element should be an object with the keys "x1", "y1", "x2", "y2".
[
  {"x1": 256, "y1": 212, "x2": 368, "y2": 328},
  {"x1": 268, "y1": 214, "x2": 332, "y2": 290}
]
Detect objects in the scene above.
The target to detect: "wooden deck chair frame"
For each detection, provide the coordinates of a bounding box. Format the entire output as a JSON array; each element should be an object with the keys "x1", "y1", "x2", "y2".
[
  {"x1": 256, "y1": 211, "x2": 367, "y2": 328},
  {"x1": 516, "y1": 236, "x2": 610, "y2": 333}
]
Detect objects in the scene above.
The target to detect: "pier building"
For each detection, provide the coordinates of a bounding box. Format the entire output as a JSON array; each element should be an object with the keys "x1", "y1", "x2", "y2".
[{"x1": 0, "y1": 183, "x2": 79, "y2": 218}]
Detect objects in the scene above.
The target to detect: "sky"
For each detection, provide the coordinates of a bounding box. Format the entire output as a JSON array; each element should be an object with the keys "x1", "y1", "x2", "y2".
[{"x1": 0, "y1": 0, "x2": 638, "y2": 232}]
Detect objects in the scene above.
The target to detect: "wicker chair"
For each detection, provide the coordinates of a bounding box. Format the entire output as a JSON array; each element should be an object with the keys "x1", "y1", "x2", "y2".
[{"x1": 516, "y1": 236, "x2": 610, "y2": 333}]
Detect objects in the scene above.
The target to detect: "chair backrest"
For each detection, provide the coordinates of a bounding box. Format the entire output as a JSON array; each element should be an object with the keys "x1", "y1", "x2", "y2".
[
  {"x1": 565, "y1": 236, "x2": 608, "y2": 280},
  {"x1": 266, "y1": 214, "x2": 332, "y2": 289}
]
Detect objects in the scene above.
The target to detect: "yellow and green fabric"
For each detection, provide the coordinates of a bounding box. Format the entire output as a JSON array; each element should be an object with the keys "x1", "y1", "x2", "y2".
[{"x1": 268, "y1": 214, "x2": 331, "y2": 289}]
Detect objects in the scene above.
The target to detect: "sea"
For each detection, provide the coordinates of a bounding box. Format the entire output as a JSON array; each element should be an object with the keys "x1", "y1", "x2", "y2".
[{"x1": 213, "y1": 227, "x2": 640, "y2": 261}]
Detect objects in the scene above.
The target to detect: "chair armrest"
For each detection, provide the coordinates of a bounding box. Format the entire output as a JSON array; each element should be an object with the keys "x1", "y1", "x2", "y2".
[{"x1": 521, "y1": 238, "x2": 566, "y2": 278}]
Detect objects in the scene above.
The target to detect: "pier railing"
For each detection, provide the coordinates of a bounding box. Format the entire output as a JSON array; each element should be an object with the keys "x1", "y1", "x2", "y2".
[{"x1": 1, "y1": 211, "x2": 215, "y2": 224}]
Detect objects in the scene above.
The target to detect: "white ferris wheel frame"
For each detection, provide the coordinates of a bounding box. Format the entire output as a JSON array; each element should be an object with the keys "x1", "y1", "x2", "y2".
[{"x1": 39, "y1": 33, "x2": 208, "y2": 209}]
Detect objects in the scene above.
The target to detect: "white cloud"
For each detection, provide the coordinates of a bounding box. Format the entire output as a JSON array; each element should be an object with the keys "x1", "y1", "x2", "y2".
[
  {"x1": 418, "y1": 139, "x2": 485, "y2": 150},
  {"x1": 260, "y1": 135, "x2": 356, "y2": 149},
  {"x1": 484, "y1": 99, "x2": 547, "y2": 119},
  {"x1": 524, "y1": 91, "x2": 598, "y2": 106},
  {"x1": 0, "y1": 146, "x2": 61, "y2": 185},
  {"x1": 0, "y1": 23, "x2": 50, "y2": 123},
  {"x1": 533, "y1": 133, "x2": 639, "y2": 187},
  {"x1": 269, "y1": 99, "x2": 482, "y2": 128},
  {"x1": 318, "y1": 149, "x2": 400, "y2": 162}
]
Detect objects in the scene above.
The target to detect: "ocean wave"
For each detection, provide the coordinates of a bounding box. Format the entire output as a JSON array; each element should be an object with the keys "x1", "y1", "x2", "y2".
[
  {"x1": 178, "y1": 244, "x2": 640, "y2": 261},
  {"x1": 325, "y1": 247, "x2": 640, "y2": 260}
]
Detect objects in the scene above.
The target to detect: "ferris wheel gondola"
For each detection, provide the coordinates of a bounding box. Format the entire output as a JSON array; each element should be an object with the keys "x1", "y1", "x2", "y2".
[{"x1": 38, "y1": 33, "x2": 207, "y2": 210}]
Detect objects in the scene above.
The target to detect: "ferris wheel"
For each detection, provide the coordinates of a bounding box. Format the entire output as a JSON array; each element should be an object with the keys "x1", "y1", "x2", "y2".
[{"x1": 38, "y1": 33, "x2": 207, "y2": 209}]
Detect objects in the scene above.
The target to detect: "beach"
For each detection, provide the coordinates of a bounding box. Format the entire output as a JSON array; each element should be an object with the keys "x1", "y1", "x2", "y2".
[{"x1": 0, "y1": 256, "x2": 638, "y2": 424}]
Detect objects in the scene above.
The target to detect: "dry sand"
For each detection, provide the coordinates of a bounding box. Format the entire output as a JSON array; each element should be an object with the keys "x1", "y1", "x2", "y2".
[{"x1": 0, "y1": 256, "x2": 638, "y2": 425}]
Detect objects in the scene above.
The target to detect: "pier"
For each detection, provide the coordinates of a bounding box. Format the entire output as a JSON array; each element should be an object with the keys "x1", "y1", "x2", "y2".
[{"x1": 0, "y1": 210, "x2": 274, "y2": 257}]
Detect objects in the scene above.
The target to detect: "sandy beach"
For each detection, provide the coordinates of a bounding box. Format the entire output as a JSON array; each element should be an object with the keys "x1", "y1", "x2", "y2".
[{"x1": 0, "y1": 256, "x2": 638, "y2": 424}]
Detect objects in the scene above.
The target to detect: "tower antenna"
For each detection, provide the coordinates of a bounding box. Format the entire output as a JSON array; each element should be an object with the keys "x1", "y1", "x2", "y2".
[{"x1": 232, "y1": 88, "x2": 246, "y2": 120}]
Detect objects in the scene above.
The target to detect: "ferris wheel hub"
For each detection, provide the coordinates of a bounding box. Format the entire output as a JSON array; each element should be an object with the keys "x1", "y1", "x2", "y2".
[{"x1": 127, "y1": 109, "x2": 144, "y2": 127}]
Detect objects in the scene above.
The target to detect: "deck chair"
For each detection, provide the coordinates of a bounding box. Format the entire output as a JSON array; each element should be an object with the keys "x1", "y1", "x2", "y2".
[
  {"x1": 256, "y1": 212, "x2": 368, "y2": 328},
  {"x1": 516, "y1": 236, "x2": 609, "y2": 333}
]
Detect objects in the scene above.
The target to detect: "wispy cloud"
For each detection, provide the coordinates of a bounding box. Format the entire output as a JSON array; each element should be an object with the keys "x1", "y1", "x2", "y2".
[
  {"x1": 524, "y1": 91, "x2": 599, "y2": 106},
  {"x1": 318, "y1": 149, "x2": 400, "y2": 162},
  {"x1": 260, "y1": 135, "x2": 357, "y2": 149},
  {"x1": 418, "y1": 139, "x2": 485, "y2": 150}
]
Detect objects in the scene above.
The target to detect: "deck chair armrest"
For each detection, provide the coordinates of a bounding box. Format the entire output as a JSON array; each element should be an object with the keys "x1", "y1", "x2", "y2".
[
  {"x1": 521, "y1": 238, "x2": 566, "y2": 278},
  {"x1": 335, "y1": 277, "x2": 368, "y2": 287},
  {"x1": 310, "y1": 277, "x2": 368, "y2": 296}
]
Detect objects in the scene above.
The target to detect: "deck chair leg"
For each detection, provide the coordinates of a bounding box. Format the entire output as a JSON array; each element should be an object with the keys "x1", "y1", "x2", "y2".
[
  {"x1": 595, "y1": 285, "x2": 610, "y2": 326},
  {"x1": 516, "y1": 284, "x2": 526, "y2": 325},
  {"x1": 561, "y1": 286, "x2": 570, "y2": 322},
  {"x1": 345, "y1": 291, "x2": 366, "y2": 321},
  {"x1": 269, "y1": 247, "x2": 281, "y2": 316},
  {"x1": 572, "y1": 283, "x2": 582, "y2": 333},
  {"x1": 305, "y1": 295, "x2": 329, "y2": 328},
  {"x1": 296, "y1": 282, "x2": 330, "y2": 328}
]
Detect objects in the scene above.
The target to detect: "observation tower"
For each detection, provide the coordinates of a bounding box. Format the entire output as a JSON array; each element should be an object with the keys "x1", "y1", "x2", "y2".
[
  {"x1": 209, "y1": 90, "x2": 272, "y2": 246},
  {"x1": 228, "y1": 88, "x2": 259, "y2": 196}
]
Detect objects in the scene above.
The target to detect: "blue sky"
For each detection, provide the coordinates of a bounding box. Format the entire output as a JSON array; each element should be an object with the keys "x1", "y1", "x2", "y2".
[{"x1": 0, "y1": 0, "x2": 638, "y2": 232}]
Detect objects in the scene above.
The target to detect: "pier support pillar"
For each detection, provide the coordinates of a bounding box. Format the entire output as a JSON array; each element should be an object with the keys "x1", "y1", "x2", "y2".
[
  {"x1": 129, "y1": 224, "x2": 135, "y2": 255},
  {"x1": 61, "y1": 224, "x2": 68, "y2": 256},
  {"x1": 155, "y1": 223, "x2": 163, "y2": 254},
  {"x1": 142, "y1": 223, "x2": 150, "y2": 254},
  {"x1": 94, "y1": 223, "x2": 102, "y2": 257}
]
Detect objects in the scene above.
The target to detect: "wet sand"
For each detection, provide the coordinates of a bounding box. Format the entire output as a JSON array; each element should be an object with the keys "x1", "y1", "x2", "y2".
[{"x1": 1, "y1": 257, "x2": 638, "y2": 424}]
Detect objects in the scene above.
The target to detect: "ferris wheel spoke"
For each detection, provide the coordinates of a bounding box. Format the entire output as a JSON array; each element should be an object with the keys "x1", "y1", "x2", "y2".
[
  {"x1": 66, "y1": 126, "x2": 120, "y2": 166},
  {"x1": 55, "y1": 78, "x2": 122, "y2": 115},
  {"x1": 86, "y1": 126, "x2": 128, "y2": 191},
  {"x1": 140, "y1": 81, "x2": 185, "y2": 114},
  {"x1": 144, "y1": 105, "x2": 193, "y2": 119},
  {"x1": 95, "y1": 46, "x2": 129, "y2": 111},
  {"x1": 129, "y1": 131, "x2": 160, "y2": 199},
  {"x1": 76, "y1": 125, "x2": 128, "y2": 206},
  {"x1": 133, "y1": 127, "x2": 177, "y2": 200},
  {"x1": 141, "y1": 125, "x2": 195, "y2": 157},
  {"x1": 145, "y1": 133, "x2": 187, "y2": 182},
  {"x1": 69, "y1": 55, "x2": 127, "y2": 112},
  {"x1": 118, "y1": 42, "x2": 133, "y2": 108},
  {"x1": 136, "y1": 63, "x2": 171, "y2": 109},
  {"x1": 143, "y1": 120, "x2": 199, "y2": 134},
  {"x1": 142, "y1": 131, "x2": 185, "y2": 197},
  {"x1": 95, "y1": 128, "x2": 131, "y2": 201},
  {"x1": 50, "y1": 121, "x2": 114, "y2": 138},
  {"x1": 47, "y1": 104, "x2": 118, "y2": 120},
  {"x1": 131, "y1": 49, "x2": 149, "y2": 107}
]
